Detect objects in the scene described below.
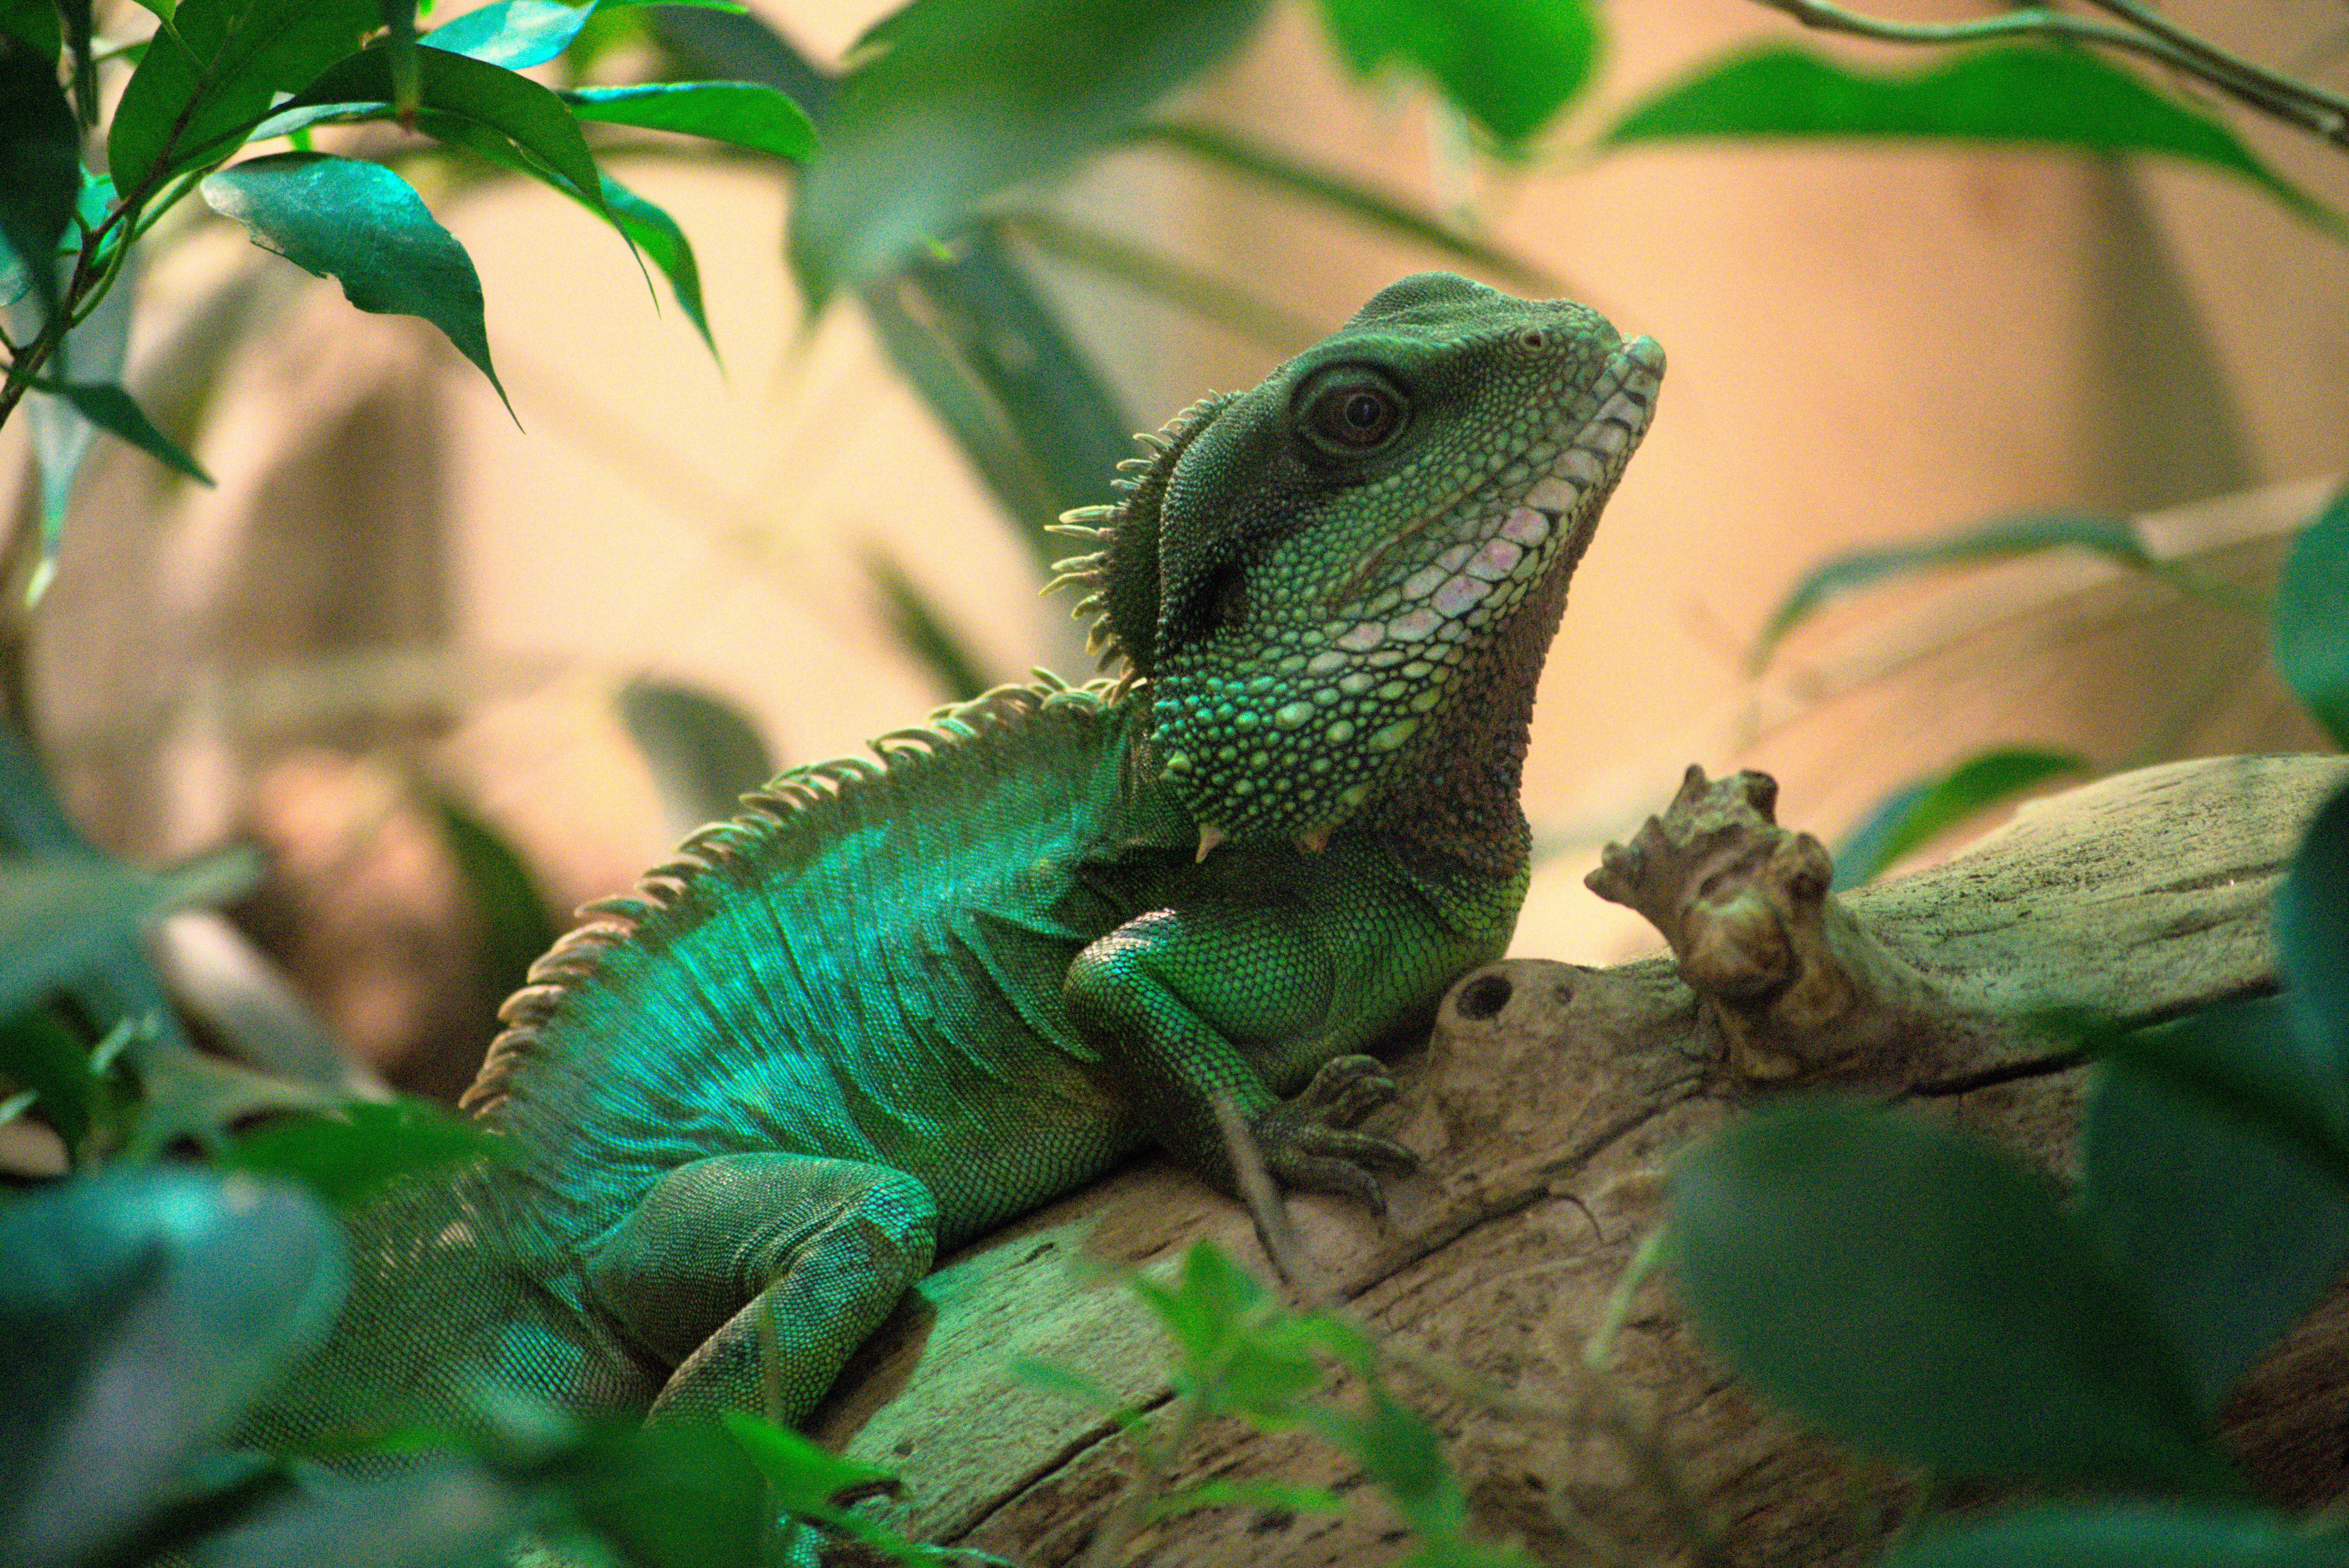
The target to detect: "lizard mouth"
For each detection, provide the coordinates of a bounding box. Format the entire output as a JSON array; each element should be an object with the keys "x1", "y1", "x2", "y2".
[{"x1": 1324, "y1": 333, "x2": 1666, "y2": 654}]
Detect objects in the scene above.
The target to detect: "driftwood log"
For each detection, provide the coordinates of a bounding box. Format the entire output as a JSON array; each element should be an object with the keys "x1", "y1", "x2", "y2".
[{"x1": 807, "y1": 753, "x2": 2349, "y2": 1566}]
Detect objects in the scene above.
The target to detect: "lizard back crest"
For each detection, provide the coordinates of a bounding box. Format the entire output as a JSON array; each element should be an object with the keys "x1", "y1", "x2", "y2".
[
  {"x1": 1043, "y1": 390, "x2": 1237, "y2": 683},
  {"x1": 461, "y1": 674, "x2": 1130, "y2": 1117}
]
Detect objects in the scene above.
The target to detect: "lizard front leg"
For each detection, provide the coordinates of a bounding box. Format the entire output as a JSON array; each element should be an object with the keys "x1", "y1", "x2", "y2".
[{"x1": 1062, "y1": 899, "x2": 1419, "y2": 1212}]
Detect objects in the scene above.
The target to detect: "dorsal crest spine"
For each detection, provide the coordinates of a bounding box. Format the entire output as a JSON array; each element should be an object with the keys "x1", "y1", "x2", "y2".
[
  {"x1": 1043, "y1": 391, "x2": 1237, "y2": 682},
  {"x1": 462, "y1": 675, "x2": 1120, "y2": 1116}
]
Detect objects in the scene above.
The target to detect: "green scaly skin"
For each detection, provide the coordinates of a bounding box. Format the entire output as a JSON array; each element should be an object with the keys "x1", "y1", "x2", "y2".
[{"x1": 242, "y1": 273, "x2": 1663, "y2": 1461}]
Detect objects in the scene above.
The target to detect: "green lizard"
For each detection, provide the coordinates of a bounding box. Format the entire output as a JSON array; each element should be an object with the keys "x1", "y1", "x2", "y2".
[{"x1": 244, "y1": 271, "x2": 1663, "y2": 1459}]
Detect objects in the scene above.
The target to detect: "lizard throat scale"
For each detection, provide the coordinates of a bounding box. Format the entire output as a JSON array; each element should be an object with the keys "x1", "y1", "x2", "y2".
[{"x1": 241, "y1": 274, "x2": 1663, "y2": 1500}]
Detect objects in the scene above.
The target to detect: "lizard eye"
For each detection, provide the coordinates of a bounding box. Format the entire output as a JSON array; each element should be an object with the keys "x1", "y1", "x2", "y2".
[{"x1": 1297, "y1": 370, "x2": 1407, "y2": 455}]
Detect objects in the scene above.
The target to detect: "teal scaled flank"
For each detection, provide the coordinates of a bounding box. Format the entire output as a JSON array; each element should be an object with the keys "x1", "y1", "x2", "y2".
[{"x1": 241, "y1": 276, "x2": 1664, "y2": 1497}]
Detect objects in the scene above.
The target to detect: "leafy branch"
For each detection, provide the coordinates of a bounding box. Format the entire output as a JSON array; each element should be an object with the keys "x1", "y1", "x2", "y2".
[{"x1": 1750, "y1": 0, "x2": 2349, "y2": 152}]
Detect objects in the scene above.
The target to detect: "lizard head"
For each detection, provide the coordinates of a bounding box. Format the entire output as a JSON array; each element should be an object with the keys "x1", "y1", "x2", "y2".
[{"x1": 1052, "y1": 271, "x2": 1663, "y2": 855}]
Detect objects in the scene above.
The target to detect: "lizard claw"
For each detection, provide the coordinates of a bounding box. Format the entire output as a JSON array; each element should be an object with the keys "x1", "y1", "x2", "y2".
[
  {"x1": 1297, "y1": 1053, "x2": 1404, "y2": 1124},
  {"x1": 1251, "y1": 1055, "x2": 1418, "y2": 1216}
]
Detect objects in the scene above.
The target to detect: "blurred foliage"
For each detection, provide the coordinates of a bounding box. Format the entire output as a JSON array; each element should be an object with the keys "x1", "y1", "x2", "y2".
[
  {"x1": 1, "y1": 0, "x2": 2347, "y2": 1563},
  {"x1": 428, "y1": 795, "x2": 563, "y2": 1010},
  {"x1": 1604, "y1": 45, "x2": 2340, "y2": 232},
  {"x1": 2274, "y1": 484, "x2": 2349, "y2": 750},
  {"x1": 1830, "y1": 747, "x2": 2088, "y2": 890},
  {"x1": 1020, "y1": 1240, "x2": 1537, "y2": 1567},
  {"x1": 1663, "y1": 487, "x2": 2349, "y2": 1564},
  {"x1": 618, "y1": 678, "x2": 778, "y2": 836}
]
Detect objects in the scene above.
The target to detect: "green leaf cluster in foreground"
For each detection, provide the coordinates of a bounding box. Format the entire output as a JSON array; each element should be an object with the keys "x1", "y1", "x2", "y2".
[
  {"x1": 0, "y1": 1153, "x2": 955, "y2": 1568},
  {"x1": 1021, "y1": 1241, "x2": 1531, "y2": 1566},
  {"x1": 1669, "y1": 752, "x2": 2349, "y2": 1561}
]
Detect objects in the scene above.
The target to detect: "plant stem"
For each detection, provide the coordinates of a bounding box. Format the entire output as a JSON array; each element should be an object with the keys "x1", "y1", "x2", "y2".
[
  {"x1": 1750, "y1": 0, "x2": 2349, "y2": 150},
  {"x1": 0, "y1": 273, "x2": 79, "y2": 429},
  {"x1": 2082, "y1": 0, "x2": 2349, "y2": 134},
  {"x1": 0, "y1": 167, "x2": 167, "y2": 433}
]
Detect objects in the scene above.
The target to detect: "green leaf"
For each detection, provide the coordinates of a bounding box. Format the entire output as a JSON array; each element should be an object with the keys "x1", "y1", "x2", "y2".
[
  {"x1": 863, "y1": 554, "x2": 994, "y2": 703},
  {"x1": 422, "y1": 0, "x2": 594, "y2": 69},
  {"x1": 0, "y1": 1167, "x2": 347, "y2": 1568},
  {"x1": 392, "y1": 103, "x2": 706, "y2": 358},
  {"x1": 1603, "y1": 46, "x2": 2343, "y2": 235},
  {"x1": 719, "y1": 1412, "x2": 900, "y2": 1523},
  {"x1": 1832, "y1": 747, "x2": 2089, "y2": 890},
  {"x1": 790, "y1": 0, "x2": 1269, "y2": 305},
  {"x1": 1880, "y1": 1501, "x2": 2349, "y2": 1568},
  {"x1": 0, "y1": 713, "x2": 200, "y2": 1068},
  {"x1": 429, "y1": 798, "x2": 560, "y2": 1006},
  {"x1": 1155, "y1": 1475, "x2": 1347, "y2": 1521},
  {"x1": 25, "y1": 374, "x2": 212, "y2": 486},
  {"x1": 861, "y1": 240, "x2": 1138, "y2": 563},
  {"x1": 1751, "y1": 509, "x2": 2144, "y2": 668},
  {"x1": 23, "y1": 229, "x2": 137, "y2": 587},
  {"x1": 556, "y1": 1420, "x2": 773, "y2": 1568},
  {"x1": 641, "y1": 2, "x2": 835, "y2": 117},
  {"x1": 0, "y1": 1006, "x2": 101, "y2": 1156},
  {"x1": 596, "y1": 171, "x2": 713, "y2": 354},
  {"x1": 0, "y1": 33, "x2": 80, "y2": 314},
  {"x1": 277, "y1": 43, "x2": 606, "y2": 216},
  {"x1": 200, "y1": 151, "x2": 505, "y2": 404},
  {"x1": 563, "y1": 80, "x2": 815, "y2": 160},
  {"x1": 378, "y1": 0, "x2": 419, "y2": 119},
  {"x1": 643, "y1": 9, "x2": 1137, "y2": 560},
  {"x1": 428, "y1": 2, "x2": 751, "y2": 73},
  {"x1": 2272, "y1": 482, "x2": 2349, "y2": 749},
  {"x1": 125, "y1": 1037, "x2": 348, "y2": 1158},
  {"x1": 2083, "y1": 994, "x2": 2349, "y2": 1414},
  {"x1": 2278, "y1": 777, "x2": 2349, "y2": 1068},
  {"x1": 0, "y1": 0, "x2": 64, "y2": 64},
  {"x1": 216, "y1": 1097, "x2": 505, "y2": 1210},
  {"x1": 1133, "y1": 1239, "x2": 1270, "y2": 1371},
  {"x1": 1314, "y1": 1386, "x2": 1466, "y2": 1539},
  {"x1": 106, "y1": 0, "x2": 377, "y2": 198},
  {"x1": 1318, "y1": 0, "x2": 1599, "y2": 146},
  {"x1": 2053, "y1": 1006, "x2": 2349, "y2": 1195},
  {"x1": 1668, "y1": 1100, "x2": 2233, "y2": 1491},
  {"x1": 1131, "y1": 1242, "x2": 1335, "y2": 1427},
  {"x1": 1134, "y1": 119, "x2": 1554, "y2": 288},
  {"x1": 618, "y1": 679, "x2": 774, "y2": 835},
  {"x1": 0, "y1": 848, "x2": 257, "y2": 1025}
]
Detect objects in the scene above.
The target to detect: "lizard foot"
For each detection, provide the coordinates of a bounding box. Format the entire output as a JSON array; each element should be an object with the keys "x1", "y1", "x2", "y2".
[{"x1": 1251, "y1": 1055, "x2": 1417, "y2": 1215}]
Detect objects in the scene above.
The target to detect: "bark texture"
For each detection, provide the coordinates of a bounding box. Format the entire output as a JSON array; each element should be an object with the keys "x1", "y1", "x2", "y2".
[{"x1": 808, "y1": 753, "x2": 2349, "y2": 1566}]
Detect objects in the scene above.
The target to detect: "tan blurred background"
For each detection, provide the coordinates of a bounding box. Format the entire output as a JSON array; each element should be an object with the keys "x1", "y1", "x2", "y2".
[{"x1": 7, "y1": 0, "x2": 2346, "y2": 1092}]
